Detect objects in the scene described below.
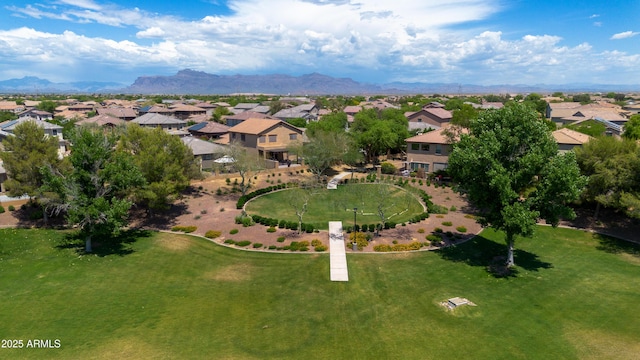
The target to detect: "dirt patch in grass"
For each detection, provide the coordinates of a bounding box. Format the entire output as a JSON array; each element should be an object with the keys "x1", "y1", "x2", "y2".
[
  {"x1": 205, "y1": 264, "x2": 254, "y2": 282},
  {"x1": 155, "y1": 236, "x2": 191, "y2": 251},
  {"x1": 566, "y1": 327, "x2": 640, "y2": 360}
]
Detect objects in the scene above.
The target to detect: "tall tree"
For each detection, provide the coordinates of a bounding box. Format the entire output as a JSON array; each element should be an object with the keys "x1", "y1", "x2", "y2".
[
  {"x1": 0, "y1": 121, "x2": 62, "y2": 198},
  {"x1": 302, "y1": 130, "x2": 347, "y2": 180},
  {"x1": 448, "y1": 103, "x2": 586, "y2": 268},
  {"x1": 622, "y1": 114, "x2": 640, "y2": 141},
  {"x1": 118, "y1": 124, "x2": 201, "y2": 211},
  {"x1": 41, "y1": 128, "x2": 144, "y2": 252},
  {"x1": 574, "y1": 136, "x2": 640, "y2": 219}
]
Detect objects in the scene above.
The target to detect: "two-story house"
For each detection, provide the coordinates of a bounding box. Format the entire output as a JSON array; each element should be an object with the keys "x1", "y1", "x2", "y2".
[
  {"x1": 405, "y1": 127, "x2": 464, "y2": 174},
  {"x1": 405, "y1": 107, "x2": 453, "y2": 132},
  {"x1": 0, "y1": 118, "x2": 66, "y2": 158},
  {"x1": 226, "y1": 118, "x2": 305, "y2": 163}
]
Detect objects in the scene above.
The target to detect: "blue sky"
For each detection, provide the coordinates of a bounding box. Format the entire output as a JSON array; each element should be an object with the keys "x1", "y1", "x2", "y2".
[{"x1": 1, "y1": 0, "x2": 639, "y2": 86}]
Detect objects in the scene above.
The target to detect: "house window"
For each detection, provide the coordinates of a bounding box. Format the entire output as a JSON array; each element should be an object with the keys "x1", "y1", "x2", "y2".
[
  {"x1": 52, "y1": 130, "x2": 58, "y2": 136},
  {"x1": 410, "y1": 162, "x2": 429, "y2": 172},
  {"x1": 289, "y1": 133, "x2": 297, "y2": 140},
  {"x1": 421, "y1": 144, "x2": 430, "y2": 151},
  {"x1": 201, "y1": 154, "x2": 213, "y2": 160},
  {"x1": 435, "y1": 144, "x2": 442, "y2": 154},
  {"x1": 410, "y1": 143, "x2": 419, "y2": 151},
  {"x1": 417, "y1": 119, "x2": 422, "y2": 122},
  {"x1": 241, "y1": 134, "x2": 246, "y2": 141},
  {"x1": 269, "y1": 135, "x2": 277, "y2": 142},
  {"x1": 259, "y1": 135, "x2": 266, "y2": 143},
  {"x1": 231, "y1": 133, "x2": 236, "y2": 139}
]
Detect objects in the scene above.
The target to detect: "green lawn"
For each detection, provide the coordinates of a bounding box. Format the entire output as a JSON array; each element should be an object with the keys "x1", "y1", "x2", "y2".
[
  {"x1": 245, "y1": 184, "x2": 425, "y2": 229},
  {"x1": 1, "y1": 226, "x2": 639, "y2": 359}
]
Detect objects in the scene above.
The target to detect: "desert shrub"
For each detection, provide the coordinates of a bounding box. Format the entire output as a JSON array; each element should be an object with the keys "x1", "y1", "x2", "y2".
[
  {"x1": 268, "y1": 245, "x2": 277, "y2": 250},
  {"x1": 216, "y1": 188, "x2": 222, "y2": 196},
  {"x1": 426, "y1": 234, "x2": 442, "y2": 242},
  {"x1": 171, "y1": 225, "x2": 197, "y2": 233},
  {"x1": 374, "y1": 244, "x2": 392, "y2": 252},
  {"x1": 219, "y1": 208, "x2": 225, "y2": 212},
  {"x1": 314, "y1": 245, "x2": 327, "y2": 252},
  {"x1": 253, "y1": 243, "x2": 263, "y2": 248},
  {"x1": 367, "y1": 224, "x2": 375, "y2": 232},
  {"x1": 465, "y1": 214, "x2": 478, "y2": 219},
  {"x1": 349, "y1": 232, "x2": 369, "y2": 250},
  {"x1": 278, "y1": 219, "x2": 287, "y2": 228},
  {"x1": 392, "y1": 240, "x2": 398, "y2": 244},
  {"x1": 241, "y1": 217, "x2": 253, "y2": 227},
  {"x1": 434, "y1": 227, "x2": 443, "y2": 233},
  {"x1": 8, "y1": 205, "x2": 15, "y2": 211},
  {"x1": 194, "y1": 215, "x2": 201, "y2": 220},
  {"x1": 277, "y1": 236, "x2": 285, "y2": 242},
  {"x1": 204, "y1": 230, "x2": 222, "y2": 239},
  {"x1": 311, "y1": 239, "x2": 323, "y2": 247},
  {"x1": 224, "y1": 239, "x2": 235, "y2": 244},
  {"x1": 304, "y1": 223, "x2": 315, "y2": 233},
  {"x1": 380, "y1": 162, "x2": 396, "y2": 174},
  {"x1": 236, "y1": 240, "x2": 251, "y2": 247},
  {"x1": 456, "y1": 226, "x2": 467, "y2": 233},
  {"x1": 229, "y1": 228, "x2": 239, "y2": 235},
  {"x1": 449, "y1": 206, "x2": 457, "y2": 212},
  {"x1": 0, "y1": 206, "x2": 4, "y2": 214},
  {"x1": 442, "y1": 221, "x2": 453, "y2": 226},
  {"x1": 417, "y1": 228, "x2": 425, "y2": 233},
  {"x1": 266, "y1": 227, "x2": 277, "y2": 233},
  {"x1": 446, "y1": 231, "x2": 454, "y2": 238},
  {"x1": 289, "y1": 241, "x2": 309, "y2": 252},
  {"x1": 200, "y1": 209, "x2": 207, "y2": 214}
]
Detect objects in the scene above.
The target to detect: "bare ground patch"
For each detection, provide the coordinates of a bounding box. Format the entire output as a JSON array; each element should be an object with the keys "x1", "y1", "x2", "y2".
[{"x1": 205, "y1": 264, "x2": 254, "y2": 282}]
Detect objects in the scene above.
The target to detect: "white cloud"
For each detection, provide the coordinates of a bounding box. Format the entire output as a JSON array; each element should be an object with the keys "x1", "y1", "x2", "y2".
[
  {"x1": 610, "y1": 31, "x2": 639, "y2": 40},
  {"x1": 1, "y1": 0, "x2": 640, "y2": 85}
]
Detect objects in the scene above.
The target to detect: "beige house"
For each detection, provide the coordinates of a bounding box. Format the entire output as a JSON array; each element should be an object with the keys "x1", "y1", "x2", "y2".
[
  {"x1": 405, "y1": 107, "x2": 453, "y2": 132},
  {"x1": 405, "y1": 127, "x2": 464, "y2": 174},
  {"x1": 226, "y1": 118, "x2": 305, "y2": 162},
  {"x1": 552, "y1": 128, "x2": 592, "y2": 153}
]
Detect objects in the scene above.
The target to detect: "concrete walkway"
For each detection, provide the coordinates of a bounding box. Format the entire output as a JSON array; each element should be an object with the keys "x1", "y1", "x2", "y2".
[
  {"x1": 327, "y1": 172, "x2": 351, "y2": 190},
  {"x1": 328, "y1": 221, "x2": 349, "y2": 281}
]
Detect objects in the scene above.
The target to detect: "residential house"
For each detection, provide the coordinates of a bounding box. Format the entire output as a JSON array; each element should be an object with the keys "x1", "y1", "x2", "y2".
[
  {"x1": 405, "y1": 107, "x2": 453, "y2": 132},
  {"x1": 180, "y1": 136, "x2": 227, "y2": 171},
  {"x1": 0, "y1": 101, "x2": 26, "y2": 113},
  {"x1": 131, "y1": 113, "x2": 188, "y2": 135},
  {"x1": 552, "y1": 128, "x2": 592, "y2": 153},
  {"x1": 0, "y1": 118, "x2": 66, "y2": 158},
  {"x1": 405, "y1": 127, "x2": 465, "y2": 174},
  {"x1": 225, "y1": 111, "x2": 275, "y2": 127},
  {"x1": 169, "y1": 104, "x2": 207, "y2": 120},
  {"x1": 226, "y1": 118, "x2": 305, "y2": 163},
  {"x1": 273, "y1": 103, "x2": 319, "y2": 122},
  {"x1": 18, "y1": 109, "x2": 53, "y2": 121},
  {"x1": 75, "y1": 114, "x2": 126, "y2": 128},
  {"x1": 187, "y1": 121, "x2": 230, "y2": 140},
  {"x1": 96, "y1": 107, "x2": 138, "y2": 121},
  {"x1": 231, "y1": 103, "x2": 260, "y2": 114},
  {"x1": 559, "y1": 109, "x2": 628, "y2": 127}
]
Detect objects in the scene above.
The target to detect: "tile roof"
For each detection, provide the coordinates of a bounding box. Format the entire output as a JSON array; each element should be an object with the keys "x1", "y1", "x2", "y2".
[
  {"x1": 424, "y1": 107, "x2": 453, "y2": 120},
  {"x1": 188, "y1": 121, "x2": 230, "y2": 134},
  {"x1": 552, "y1": 128, "x2": 592, "y2": 145},
  {"x1": 228, "y1": 118, "x2": 302, "y2": 135},
  {"x1": 76, "y1": 114, "x2": 126, "y2": 127},
  {"x1": 0, "y1": 118, "x2": 62, "y2": 131},
  {"x1": 97, "y1": 107, "x2": 138, "y2": 119},
  {"x1": 225, "y1": 111, "x2": 275, "y2": 121},
  {"x1": 405, "y1": 127, "x2": 466, "y2": 144},
  {"x1": 132, "y1": 113, "x2": 186, "y2": 125}
]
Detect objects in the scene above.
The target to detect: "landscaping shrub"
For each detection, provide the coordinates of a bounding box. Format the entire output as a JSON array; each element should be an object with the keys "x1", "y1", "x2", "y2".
[
  {"x1": 368, "y1": 224, "x2": 376, "y2": 232},
  {"x1": 417, "y1": 228, "x2": 425, "y2": 234},
  {"x1": 374, "y1": 244, "x2": 392, "y2": 252},
  {"x1": 314, "y1": 245, "x2": 327, "y2": 252},
  {"x1": 434, "y1": 227, "x2": 443, "y2": 233},
  {"x1": 277, "y1": 236, "x2": 285, "y2": 242},
  {"x1": 449, "y1": 206, "x2": 457, "y2": 212},
  {"x1": 426, "y1": 234, "x2": 442, "y2": 242},
  {"x1": 349, "y1": 232, "x2": 369, "y2": 250},
  {"x1": 267, "y1": 227, "x2": 277, "y2": 233},
  {"x1": 229, "y1": 229, "x2": 239, "y2": 235},
  {"x1": 289, "y1": 241, "x2": 309, "y2": 251},
  {"x1": 311, "y1": 239, "x2": 323, "y2": 247},
  {"x1": 171, "y1": 225, "x2": 197, "y2": 233},
  {"x1": 278, "y1": 219, "x2": 287, "y2": 228},
  {"x1": 446, "y1": 231, "x2": 454, "y2": 238},
  {"x1": 442, "y1": 221, "x2": 453, "y2": 226},
  {"x1": 0, "y1": 206, "x2": 4, "y2": 214},
  {"x1": 8, "y1": 205, "x2": 15, "y2": 211},
  {"x1": 380, "y1": 162, "x2": 396, "y2": 174},
  {"x1": 236, "y1": 240, "x2": 251, "y2": 247},
  {"x1": 253, "y1": 243, "x2": 263, "y2": 248},
  {"x1": 224, "y1": 239, "x2": 235, "y2": 244},
  {"x1": 268, "y1": 245, "x2": 277, "y2": 250},
  {"x1": 204, "y1": 230, "x2": 221, "y2": 239},
  {"x1": 456, "y1": 226, "x2": 467, "y2": 233},
  {"x1": 427, "y1": 203, "x2": 449, "y2": 214}
]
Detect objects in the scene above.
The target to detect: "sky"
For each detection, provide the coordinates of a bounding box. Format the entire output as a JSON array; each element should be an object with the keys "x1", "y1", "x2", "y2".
[{"x1": 1, "y1": 0, "x2": 639, "y2": 86}]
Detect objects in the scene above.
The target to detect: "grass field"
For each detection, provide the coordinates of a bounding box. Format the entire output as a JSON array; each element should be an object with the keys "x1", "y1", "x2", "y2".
[
  {"x1": 244, "y1": 184, "x2": 425, "y2": 229},
  {"x1": 1, "y1": 226, "x2": 639, "y2": 359}
]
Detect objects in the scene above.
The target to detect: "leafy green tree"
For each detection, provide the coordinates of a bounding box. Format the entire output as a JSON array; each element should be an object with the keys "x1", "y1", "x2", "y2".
[
  {"x1": 36, "y1": 100, "x2": 58, "y2": 114},
  {"x1": 0, "y1": 121, "x2": 62, "y2": 200},
  {"x1": 350, "y1": 108, "x2": 408, "y2": 162},
  {"x1": 451, "y1": 103, "x2": 478, "y2": 128},
  {"x1": 41, "y1": 128, "x2": 144, "y2": 252},
  {"x1": 118, "y1": 125, "x2": 201, "y2": 211},
  {"x1": 269, "y1": 100, "x2": 285, "y2": 115},
  {"x1": 212, "y1": 106, "x2": 231, "y2": 123},
  {"x1": 306, "y1": 112, "x2": 347, "y2": 137},
  {"x1": 302, "y1": 130, "x2": 348, "y2": 180},
  {"x1": 448, "y1": 103, "x2": 587, "y2": 268},
  {"x1": 287, "y1": 117, "x2": 307, "y2": 128},
  {"x1": 572, "y1": 94, "x2": 591, "y2": 104},
  {"x1": 575, "y1": 137, "x2": 640, "y2": 219},
  {"x1": 0, "y1": 111, "x2": 18, "y2": 122},
  {"x1": 622, "y1": 114, "x2": 640, "y2": 140}
]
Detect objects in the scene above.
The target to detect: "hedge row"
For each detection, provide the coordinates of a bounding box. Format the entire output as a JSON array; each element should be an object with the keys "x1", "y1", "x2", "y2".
[
  {"x1": 250, "y1": 214, "x2": 317, "y2": 233},
  {"x1": 236, "y1": 183, "x2": 292, "y2": 209}
]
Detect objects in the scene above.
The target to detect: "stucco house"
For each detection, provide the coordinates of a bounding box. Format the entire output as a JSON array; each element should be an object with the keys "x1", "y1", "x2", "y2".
[
  {"x1": 552, "y1": 128, "x2": 592, "y2": 153},
  {"x1": 0, "y1": 118, "x2": 66, "y2": 158},
  {"x1": 131, "y1": 113, "x2": 187, "y2": 135},
  {"x1": 405, "y1": 127, "x2": 464, "y2": 174},
  {"x1": 405, "y1": 107, "x2": 453, "y2": 132},
  {"x1": 180, "y1": 136, "x2": 226, "y2": 171},
  {"x1": 187, "y1": 121, "x2": 230, "y2": 140},
  {"x1": 226, "y1": 118, "x2": 305, "y2": 162}
]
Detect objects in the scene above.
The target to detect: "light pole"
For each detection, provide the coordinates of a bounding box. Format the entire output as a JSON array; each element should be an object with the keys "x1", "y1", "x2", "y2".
[{"x1": 353, "y1": 207, "x2": 358, "y2": 249}]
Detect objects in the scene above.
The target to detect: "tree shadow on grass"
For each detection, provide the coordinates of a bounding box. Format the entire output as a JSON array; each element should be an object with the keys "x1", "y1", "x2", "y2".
[
  {"x1": 437, "y1": 235, "x2": 553, "y2": 278},
  {"x1": 56, "y1": 228, "x2": 152, "y2": 257},
  {"x1": 595, "y1": 233, "x2": 640, "y2": 258}
]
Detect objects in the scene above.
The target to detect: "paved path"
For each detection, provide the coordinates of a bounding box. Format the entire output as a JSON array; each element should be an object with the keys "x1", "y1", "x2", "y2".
[
  {"x1": 327, "y1": 172, "x2": 351, "y2": 190},
  {"x1": 328, "y1": 221, "x2": 349, "y2": 281}
]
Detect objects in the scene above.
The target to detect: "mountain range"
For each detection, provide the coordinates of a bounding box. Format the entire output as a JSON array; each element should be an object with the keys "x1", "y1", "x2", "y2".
[{"x1": 0, "y1": 70, "x2": 639, "y2": 95}]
